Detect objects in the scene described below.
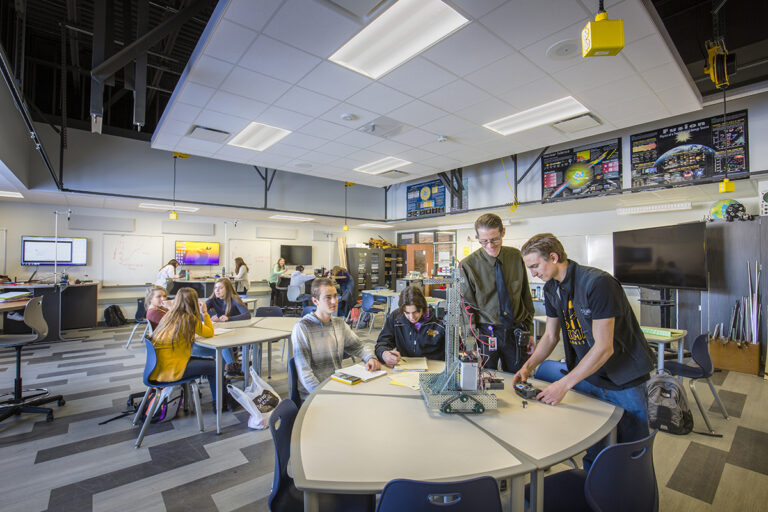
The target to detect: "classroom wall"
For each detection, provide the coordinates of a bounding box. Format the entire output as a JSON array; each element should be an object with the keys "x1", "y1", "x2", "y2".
[
  {"x1": 25, "y1": 124, "x2": 386, "y2": 220},
  {"x1": 386, "y1": 90, "x2": 768, "y2": 218}
]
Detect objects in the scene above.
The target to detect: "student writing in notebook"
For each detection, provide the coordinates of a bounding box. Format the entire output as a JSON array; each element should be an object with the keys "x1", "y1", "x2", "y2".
[
  {"x1": 375, "y1": 286, "x2": 446, "y2": 367},
  {"x1": 292, "y1": 278, "x2": 380, "y2": 399}
]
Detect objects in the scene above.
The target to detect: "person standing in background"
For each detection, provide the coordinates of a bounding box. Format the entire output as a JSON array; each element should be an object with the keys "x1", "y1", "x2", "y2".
[
  {"x1": 233, "y1": 257, "x2": 249, "y2": 295},
  {"x1": 268, "y1": 257, "x2": 288, "y2": 306},
  {"x1": 155, "y1": 259, "x2": 179, "y2": 287}
]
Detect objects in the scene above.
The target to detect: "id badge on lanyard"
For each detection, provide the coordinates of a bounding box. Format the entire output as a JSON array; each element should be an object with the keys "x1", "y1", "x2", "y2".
[{"x1": 488, "y1": 326, "x2": 498, "y2": 351}]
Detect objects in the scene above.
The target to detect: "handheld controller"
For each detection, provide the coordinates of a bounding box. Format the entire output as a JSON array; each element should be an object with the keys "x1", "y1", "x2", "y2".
[{"x1": 514, "y1": 382, "x2": 542, "y2": 400}]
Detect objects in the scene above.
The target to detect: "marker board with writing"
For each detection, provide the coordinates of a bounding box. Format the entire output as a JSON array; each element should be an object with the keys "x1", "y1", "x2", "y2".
[
  {"x1": 228, "y1": 239, "x2": 271, "y2": 280},
  {"x1": 102, "y1": 234, "x2": 163, "y2": 286}
]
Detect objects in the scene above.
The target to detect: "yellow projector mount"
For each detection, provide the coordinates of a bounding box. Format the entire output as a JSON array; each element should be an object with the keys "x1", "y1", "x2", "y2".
[{"x1": 582, "y1": 10, "x2": 624, "y2": 57}]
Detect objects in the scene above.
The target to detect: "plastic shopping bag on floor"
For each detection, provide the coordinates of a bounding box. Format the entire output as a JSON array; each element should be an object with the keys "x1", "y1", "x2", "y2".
[{"x1": 226, "y1": 366, "x2": 281, "y2": 429}]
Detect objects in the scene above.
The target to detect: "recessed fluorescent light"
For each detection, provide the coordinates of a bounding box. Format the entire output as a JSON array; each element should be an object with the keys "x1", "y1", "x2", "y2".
[
  {"x1": 227, "y1": 122, "x2": 291, "y2": 152},
  {"x1": 359, "y1": 223, "x2": 393, "y2": 228},
  {"x1": 483, "y1": 96, "x2": 590, "y2": 136},
  {"x1": 139, "y1": 202, "x2": 199, "y2": 213},
  {"x1": 616, "y1": 202, "x2": 692, "y2": 215},
  {"x1": 269, "y1": 214, "x2": 314, "y2": 222},
  {"x1": 0, "y1": 190, "x2": 24, "y2": 198},
  {"x1": 354, "y1": 157, "x2": 412, "y2": 175},
  {"x1": 329, "y1": 0, "x2": 469, "y2": 79}
]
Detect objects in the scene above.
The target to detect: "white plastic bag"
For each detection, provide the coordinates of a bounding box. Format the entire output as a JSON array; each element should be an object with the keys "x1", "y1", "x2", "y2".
[{"x1": 227, "y1": 366, "x2": 281, "y2": 429}]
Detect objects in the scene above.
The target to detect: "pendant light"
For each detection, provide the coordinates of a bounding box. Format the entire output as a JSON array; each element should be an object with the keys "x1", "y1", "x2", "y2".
[{"x1": 169, "y1": 152, "x2": 190, "y2": 219}]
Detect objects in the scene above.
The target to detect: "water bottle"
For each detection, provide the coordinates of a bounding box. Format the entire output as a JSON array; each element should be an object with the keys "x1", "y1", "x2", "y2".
[{"x1": 221, "y1": 267, "x2": 226, "y2": 277}]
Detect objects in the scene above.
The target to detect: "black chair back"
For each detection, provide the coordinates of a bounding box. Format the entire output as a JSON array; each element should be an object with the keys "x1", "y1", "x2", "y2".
[
  {"x1": 135, "y1": 298, "x2": 147, "y2": 322},
  {"x1": 254, "y1": 306, "x2": 283, "y2": 317},
  {"x1": 268, "y1": 399, "x2": 299, "y2": 509},
  {"x1": 690, "y1": 334, "x2": 713, "y2": 376},
  {"x1": 377, "y1": 476, "x2": 502, "y2": 512},
  {"x1": 585, "y1": 430, "x2": 659, "y2": 512},
  {"x1": 288, "y1": 357, "x2": 302, "y2": 408}
]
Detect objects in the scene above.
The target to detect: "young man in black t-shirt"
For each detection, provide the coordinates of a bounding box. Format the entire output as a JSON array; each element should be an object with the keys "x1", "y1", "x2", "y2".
[{"x1": 513, "y1": 233, "x2": 654, "y2": 469}]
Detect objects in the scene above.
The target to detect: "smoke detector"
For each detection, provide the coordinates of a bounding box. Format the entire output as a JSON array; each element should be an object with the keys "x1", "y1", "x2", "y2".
[
  {"x1": 340, "y1": 113, "x2": 358, "y2": 121},
  {"x1": 547, "y1": 39, "x2": 580, "y2": 61}
]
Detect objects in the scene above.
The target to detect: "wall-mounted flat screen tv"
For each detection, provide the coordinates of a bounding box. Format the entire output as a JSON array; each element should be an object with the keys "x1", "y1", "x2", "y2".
[
  {"x1": 613, "y1": 222, "x2": 707, "y2": 290},
  {"x1": 175, "y1": 241, "x2": 220, "y2": 265},
  {"x1": 21, "y1": 236, "x2": 87, "y2": 265},
  {"x1": 280, "y1": 245, "x2": 312, "y2": 265}
]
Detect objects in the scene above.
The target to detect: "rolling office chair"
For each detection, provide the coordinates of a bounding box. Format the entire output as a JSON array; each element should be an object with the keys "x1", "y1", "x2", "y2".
[
  {"x1": 285, "y1": 285, "x2": 305, "y2": 317},
  {"x1": 664, "y1": 334, "x2": 729, "y2": 434},
  {"x1": 125, "y1": 298, "x2": 151, "y2": 349},
  {"x1": 134, "y1": 338, "x2": 204, "y2": 448},
  {"x1": 0, "y1": 297, "x2": 65, "y2": 423},
  {"x1": 524, "y1": 430, "x2": 659, "y2": 512},
  {"x1": 377, "y1": 476, "x2": 503, "y2": 512}
]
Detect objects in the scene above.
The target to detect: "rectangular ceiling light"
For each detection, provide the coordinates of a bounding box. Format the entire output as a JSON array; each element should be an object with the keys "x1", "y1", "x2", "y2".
[
  {"x1": 359, "y1": 223, "x2": 393, "y2": 228},
  {"x1": 139, "y1": 202, "x2": 199, "y2": 212},
  {"x1": 0, "y1": 190, "x2": 24, "y2": 198},
  {"x1": 269, "y1": 214, "x2": 314, "y2": 222},
  {"x1": 616, "y1": 202, "x2": 692, "y2": 215},
  {"x1": 227, "y1": 122, "x2": 291, "y2": 151},
  {"x1": 354, "y1": 156, "x2": 411, "y2": 175},
  {"x1": 483, "y1": 96, "x2": 590, "y2": 136},
  {"x1": 329, "y1": 0, "x2": 469, "y2": 79}
]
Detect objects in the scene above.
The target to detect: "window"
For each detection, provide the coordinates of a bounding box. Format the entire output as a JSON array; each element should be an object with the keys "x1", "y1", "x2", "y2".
[{"x1": 397, "y1": 229, "x2": 457, "y2": 272}]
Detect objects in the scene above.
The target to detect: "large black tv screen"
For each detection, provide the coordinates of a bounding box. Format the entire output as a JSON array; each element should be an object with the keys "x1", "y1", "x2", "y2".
[
  {"x1": 613, "y1": 222, "x2": 707, "y2": 290},
  {"x1": 280, "y1": 245, "x2": 312, "y2": 265}
]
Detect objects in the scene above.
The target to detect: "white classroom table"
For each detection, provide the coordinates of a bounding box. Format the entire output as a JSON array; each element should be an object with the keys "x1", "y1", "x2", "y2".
[
  {"x1": 291, "y1": 360, "x2": 621, "y2": 512},
  {"x1": 533, "y1": 315, "x2": 687, "y2": 372},
  {"x1": 196, "y1": 323, "x2": 297, "y2": 434}
]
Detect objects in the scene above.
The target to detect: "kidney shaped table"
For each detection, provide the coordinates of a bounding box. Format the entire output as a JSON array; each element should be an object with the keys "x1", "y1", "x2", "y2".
[{"x1": 291, "y1": 361, "x2": 622, "y2": 512}]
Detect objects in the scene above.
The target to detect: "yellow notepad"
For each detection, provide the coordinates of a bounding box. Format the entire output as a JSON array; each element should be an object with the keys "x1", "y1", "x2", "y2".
[
  {"x1": 394, "y1": 357, "x2": 428, "y2": 372},
  {"x1": 389, "y1": 372, "x2": 421, "y2": 390}
]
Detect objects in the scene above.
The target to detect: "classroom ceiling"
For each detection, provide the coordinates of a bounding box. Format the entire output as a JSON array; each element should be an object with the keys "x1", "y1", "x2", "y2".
[{"x1": 152, "y1": 0, "x2": 706, "y2": 187}]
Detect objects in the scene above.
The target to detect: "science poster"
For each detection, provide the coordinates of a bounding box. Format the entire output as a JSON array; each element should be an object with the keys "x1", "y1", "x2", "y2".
[
  {"x1": 630, "y1": 109, "x2": 748, "y2": 188},
  {"x1": 541, "y1": 138, "x2": 622, "y2": 202},
  {"x1": 407, "y1": 179, "x2": 446, "y2": 219}
]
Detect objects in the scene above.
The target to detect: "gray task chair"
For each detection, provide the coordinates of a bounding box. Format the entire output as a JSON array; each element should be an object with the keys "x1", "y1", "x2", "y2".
[{"x1": 0, "y1": 297, "x2": 65, "y2": 423}]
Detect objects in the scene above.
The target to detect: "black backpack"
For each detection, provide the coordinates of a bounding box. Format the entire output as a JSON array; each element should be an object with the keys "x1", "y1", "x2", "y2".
[
  {"x1": 647, "y1": 372, "x2": 693, "y2": 435},
  {"x1": 104, "y1": 305, "x2": 128, "y2": 327}
]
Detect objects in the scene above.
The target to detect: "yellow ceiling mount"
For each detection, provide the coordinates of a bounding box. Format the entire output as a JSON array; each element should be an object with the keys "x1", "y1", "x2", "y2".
[
  {"x1": 582, "y1": 3, "x2": 624, "y2": 57},
  {"x1": 704, "y1": 39, "x2": 733, "y2": 90},
  {"x1": 173, "y1": 152, "x2": 190, "y2": 159},
  {"x1": 718, "y1": 178, "x2": 735, "y2": 193}
]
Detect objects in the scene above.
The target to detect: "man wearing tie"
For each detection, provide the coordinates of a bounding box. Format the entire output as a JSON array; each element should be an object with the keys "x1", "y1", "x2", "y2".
[{"x1": 460, "y1": 213, "x2": 535, "y2": 372}]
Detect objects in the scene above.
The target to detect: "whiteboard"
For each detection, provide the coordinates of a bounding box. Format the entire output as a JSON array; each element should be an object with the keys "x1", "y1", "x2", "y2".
[
  {"x1": 0, "y1": 229, "x2": 5, "y2": 274},
  {"x1": 228, "y1": 239, "x2": 271, "y2": 280},
  {"x1": 103, "y1": 234, "x2": 163, "y2": 286}
]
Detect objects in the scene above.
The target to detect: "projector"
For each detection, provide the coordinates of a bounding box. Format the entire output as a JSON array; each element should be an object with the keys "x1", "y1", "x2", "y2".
[{"x1": 582, "y1": 11, "x2": 624, "y2": 57}]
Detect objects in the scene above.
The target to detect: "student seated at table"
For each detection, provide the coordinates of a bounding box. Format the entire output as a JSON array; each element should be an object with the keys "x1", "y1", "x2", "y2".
[
  {"x1": 206, "y1": 278, "x2": 251, "y2": 322},
  {"x1": 148, "y1": 282, "x2": 240, "y2": 374},
  {"x1": 149, "y1": 288, "x2": 219, "y2": 406},
  {"x1": 376, "y1": 286, "x2": 446, "y2": 367},
  {"x1": 290, "y1": 265, "x2": 315, "y2": 307},
  {"x1": 145, "y1": 285, "x2": 169, "y2": 330},
  {"x1": 292, "y1": 278, "x2": 380, "y2": 399}
]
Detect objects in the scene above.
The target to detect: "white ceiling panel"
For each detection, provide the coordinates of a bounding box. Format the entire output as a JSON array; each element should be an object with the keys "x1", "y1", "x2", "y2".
[
  {"x1": 223, "y1": 0, "x2": 283, "y2": 34},
  {"x1": 153, "y1": 0, "x2": 703, "y2": 187},
  {"x1": 465, "y1": 52, "x2": 546, "y2": 96},
  {"x1": 346, "y1": 83, "x2": 414, "y2": 114},
  {"x1": 423, "y1": 22, "x2": 512, "y2": 77},
  {"x1": 387, "y1": 100, "x2": 447, "y2": 127},
  {"x1": 176, "y1": 82, "x2": 216, "y2": 107},
  {"x1": 481, "y1": 0, "x2": 591, "y2": 50},
  {"x1": 274, "y1": 86, "x2": 338, "y2": 117},
  {"x1": 298, "y1": 119, "x2": 352, "y2": 140},
  {"x1": 421, "y1": 79, "x2": 490, "y2": 111},
  {"x1": 207, "y1": 91, "x2": 269, "y2": 120},
  {"x1": 256, "y1": 105, "x2": 313, "y2": 131},
  {"x1": 298, "y1": 61, "x2": 372, "y2": 100},
  {"x1": 379, "y1": 57, "x2": 459, "y2": 98},
  {"x1": 220, "y1": 67, "x2": 291, "y2": 104},
  {"x1": 203, "y1": 19, "x2": 258, "y2": 64},
  {"x1": 187, "y1": 56, "x2": 234, "y2": 88},
  {"x1": 239, "y1": 35, "x2": 321, "y2": 84},
  {"x1": 263, "y1": 0, "x2": 362, "y2": 58}
]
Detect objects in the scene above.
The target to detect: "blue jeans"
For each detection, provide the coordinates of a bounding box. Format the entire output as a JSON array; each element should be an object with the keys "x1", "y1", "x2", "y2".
[
  {"x1": 191, "y1": 344, "x2": 236, "y2": 365},
  {"x1": 577, "y1": 379, "x2": 650, "y2": 470}
]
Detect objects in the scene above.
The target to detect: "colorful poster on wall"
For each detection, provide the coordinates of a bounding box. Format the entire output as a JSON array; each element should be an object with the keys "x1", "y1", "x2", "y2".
[
  {"x1": 407, "y1": 179, "x2": 446, "y2": 219},
  {"x1": 541, "y1": 138, "x2": 622, "y2": 202},
  {"x1": 630, "y1": 109, "x2": 748, "y2": 188}
]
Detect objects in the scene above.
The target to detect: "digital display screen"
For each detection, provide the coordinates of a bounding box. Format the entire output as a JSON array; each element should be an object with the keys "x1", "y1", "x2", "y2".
[
  {"x1": 280, "y1": 245, "x2": 312, "y2": 265},
  {"x1": 175, "y1": 241, "x2": 220, "y2": 265},
  {"x1": 21, "y1": 236, "x2": 87, "y2": 266},
  {"x1": 541, "y1": 138, "x2": 622, "y2": 202},
  {"x1": 630, "y1": 110, "x2": 748, "y2": 188}
]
